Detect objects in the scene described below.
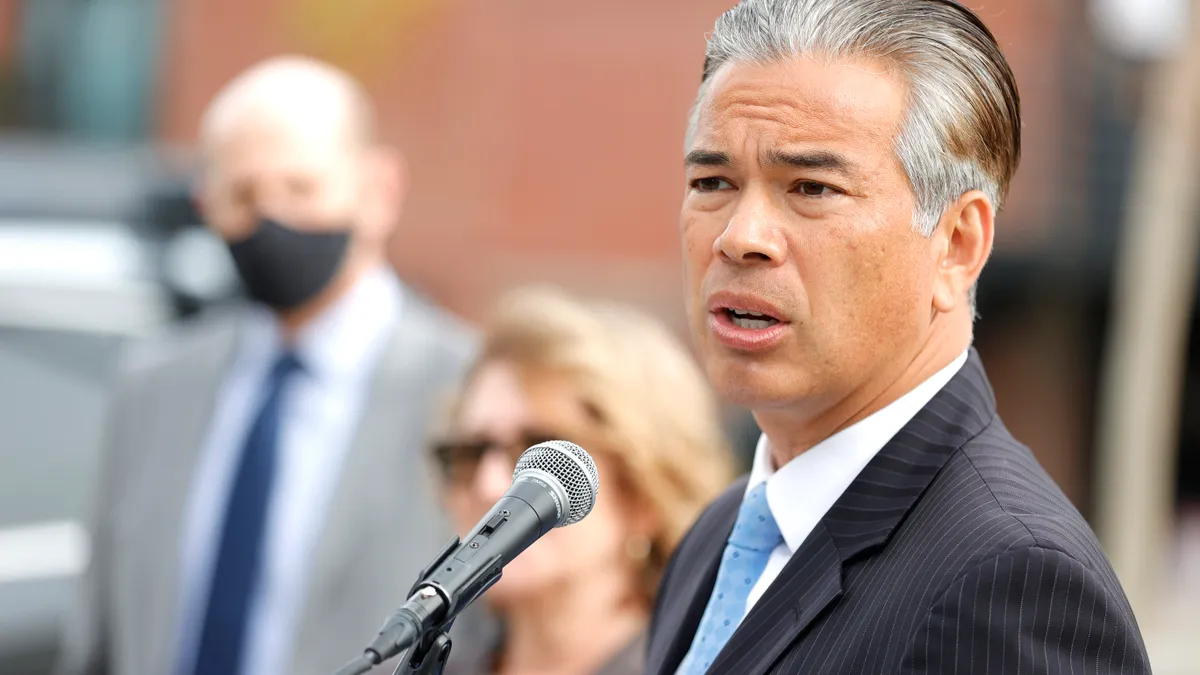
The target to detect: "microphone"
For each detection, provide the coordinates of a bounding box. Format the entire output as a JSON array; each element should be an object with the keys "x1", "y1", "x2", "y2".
[{"x1": 334, "y1": 440, "x2": 599, "y2": 675}]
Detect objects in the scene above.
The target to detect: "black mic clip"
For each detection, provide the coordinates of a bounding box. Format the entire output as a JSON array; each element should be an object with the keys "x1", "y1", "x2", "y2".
[
  {"x1": 389, "y1": 537, "x2": 460, "y2": 675},
  {"x1": 387, "y1": 535, "x2": 502, "y2": 675},
  {"x1": 392, "y1": 628, "x2": 453, "y2": 675}
]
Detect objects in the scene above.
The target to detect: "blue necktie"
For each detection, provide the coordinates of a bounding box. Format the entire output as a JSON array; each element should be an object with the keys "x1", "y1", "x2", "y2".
[
  {"x1": 678, "y1": 483, "x2": 782, "y2": 674},
  {"x1": 190, "y1": 351, "x2": 303, "y2": 675}
]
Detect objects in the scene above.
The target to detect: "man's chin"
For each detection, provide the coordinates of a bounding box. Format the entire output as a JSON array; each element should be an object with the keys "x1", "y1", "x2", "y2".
[{"x1": 706, "y1": 357, "x2": 814, "y2": 409}]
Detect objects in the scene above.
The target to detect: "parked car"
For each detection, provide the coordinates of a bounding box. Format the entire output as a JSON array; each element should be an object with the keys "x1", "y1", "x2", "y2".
[{"x1": 0, "y1": 138, "x2": 235, "y2": 674}]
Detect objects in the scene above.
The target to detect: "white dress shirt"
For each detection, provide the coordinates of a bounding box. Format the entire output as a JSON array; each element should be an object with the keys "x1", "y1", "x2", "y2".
[
  {"x1": 173, "y1": 267, "x2": 402, "y2": 675},
  {"x1": 741, "y1": 350, "x2": 969, "y2": 618}
]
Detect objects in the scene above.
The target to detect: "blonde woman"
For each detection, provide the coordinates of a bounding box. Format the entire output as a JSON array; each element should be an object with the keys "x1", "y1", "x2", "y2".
[{"x1": 432, "y1": 286, "x2": 736, "y2": 675}]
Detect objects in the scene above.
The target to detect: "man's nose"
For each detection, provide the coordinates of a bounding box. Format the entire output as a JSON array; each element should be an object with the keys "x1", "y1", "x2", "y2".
[
  {"x1": 254, "y1": 185, "x2": 296, "y2": 223},
  {"x1": 713, "y1": 191, "x2": 787, "y2": 266}
]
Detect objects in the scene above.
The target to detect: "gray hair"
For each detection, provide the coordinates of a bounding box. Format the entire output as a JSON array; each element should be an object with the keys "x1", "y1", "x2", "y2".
[{"x1": 688, "y1": 0, "x2": 1021, "y2": 240}]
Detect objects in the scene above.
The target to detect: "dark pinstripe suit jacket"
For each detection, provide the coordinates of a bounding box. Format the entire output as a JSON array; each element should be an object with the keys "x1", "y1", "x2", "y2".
[{"x1": 648, "y1": 349, "x2": 1151, "y2": 674}]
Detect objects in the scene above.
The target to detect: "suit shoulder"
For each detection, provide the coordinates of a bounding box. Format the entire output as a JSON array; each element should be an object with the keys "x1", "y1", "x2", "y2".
[
  {"x1": 114, "y1": 308, "x2": 238, "y2": 383},
  {"x1": 952, "y1": 420, "x2": 1116, "y2": 575},
  {"x1": 877, "y1": 420, "x2": 1143, "y2": 670},
  {"x1": 893, "y1": 417, "x2": 1119, "y2": 595},
  {"x1": 905, "y1": 541, "x2": 1149, "y2": 673},
  {"x1": 398, "y1": 292, "x2": 479, "y2": 360}
]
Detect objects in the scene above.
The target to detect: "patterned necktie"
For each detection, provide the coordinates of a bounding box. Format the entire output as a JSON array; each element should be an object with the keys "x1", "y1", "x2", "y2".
[
  {"x1": 677, "y1": 483, "x2": 782, "y2": 674},
  {"x1": 189, "y1": 351, "x2": 303, "y2": 675}
]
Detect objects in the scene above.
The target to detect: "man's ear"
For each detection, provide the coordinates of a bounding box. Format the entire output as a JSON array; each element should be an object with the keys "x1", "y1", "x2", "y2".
[
  {"x1": 932, "y1": 189, "x2": 995, "y2": 314},
  {"x1": 362, "y1": 145, "x2": 409, "y2": 242}
]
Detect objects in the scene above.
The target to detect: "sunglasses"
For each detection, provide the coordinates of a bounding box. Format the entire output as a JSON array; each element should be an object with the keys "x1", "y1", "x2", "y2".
[{"x1": 430, "y1": 429, "x2": 565, "y2": 485}]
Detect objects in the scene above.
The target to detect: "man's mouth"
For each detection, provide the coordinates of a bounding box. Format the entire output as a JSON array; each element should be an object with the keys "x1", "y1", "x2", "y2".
[{"x1": 723, "y1": 308, "x2": 780, "y2": 330}]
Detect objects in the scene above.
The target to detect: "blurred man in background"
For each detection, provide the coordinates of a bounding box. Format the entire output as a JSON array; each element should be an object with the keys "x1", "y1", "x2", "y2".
[{"x1": 55, "y1": 55, "x2": 476, "y2": 675}]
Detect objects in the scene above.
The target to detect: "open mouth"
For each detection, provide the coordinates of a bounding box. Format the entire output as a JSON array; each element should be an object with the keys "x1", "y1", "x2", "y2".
[{"x1": 722, "y1": 307, "x2": 781, "y2": 330}]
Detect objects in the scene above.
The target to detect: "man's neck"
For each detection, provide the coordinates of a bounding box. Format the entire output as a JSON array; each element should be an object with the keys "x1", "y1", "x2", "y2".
[
  {"x1": 274, "y1": 258, "x2": 374, "y2": 341},
  {"x1": 755, "y1": 322, "x2": 971, "y2": 470}
]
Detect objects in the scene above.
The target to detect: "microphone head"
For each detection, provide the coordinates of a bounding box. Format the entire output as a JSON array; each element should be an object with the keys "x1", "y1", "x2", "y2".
[{"x1": 513, "y1": 441, "x2": 599, "y2": 526}]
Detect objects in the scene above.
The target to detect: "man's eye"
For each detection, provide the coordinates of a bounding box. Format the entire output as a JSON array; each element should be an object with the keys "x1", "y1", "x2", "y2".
[
  {"x1": 690, "y1": 177, "x2": 733, "y2": 192},
  {"x1": 796, "y1": 181, "x2": 837, "y2": 197},
  {"x1": 230, "y1": 181, "x2": 256, "y2": 208},
  {"x1": 286, "y1": 176, "x2": 318, "y2": 198}
]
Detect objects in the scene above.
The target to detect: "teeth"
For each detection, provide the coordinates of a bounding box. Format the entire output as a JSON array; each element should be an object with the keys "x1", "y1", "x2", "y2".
[
  {"x1": 731, "y1": 316, "x2": 775, "y2": 330},
  {"x1": 730, "y1": 309, "x2": 767, "y2": 318}
]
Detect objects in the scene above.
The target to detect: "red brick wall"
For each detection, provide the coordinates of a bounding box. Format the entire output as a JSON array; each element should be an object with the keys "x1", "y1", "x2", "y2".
[
  {"x1": 156, "y1": 0, "x2": 1073, "y2": 323},
  {"x1": 0, "y1": 0, "x2": 18, "y2": 63},
  {"x1": 154, "y1": 0, "x2": 1091, "y2": 504},
  {"x1": 971, "y1": 0, "x2": 1078, "y2": 251}
]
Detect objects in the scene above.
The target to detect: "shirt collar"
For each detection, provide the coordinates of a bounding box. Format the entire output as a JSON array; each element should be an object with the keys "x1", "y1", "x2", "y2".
[
  {"x1": 236, "y1": 265, "x2": 403, "y2": 384},
  {"x1": 746, "y1": 349, "x2": 969, "y2": 553}
]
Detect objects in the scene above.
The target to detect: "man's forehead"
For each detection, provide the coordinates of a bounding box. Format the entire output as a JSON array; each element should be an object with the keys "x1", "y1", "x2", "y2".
[
  {"x1": 208, "y1": 135, "x2": 355, "y2": 184},
  {"x1": 690, "y1": 56, "x2": 907, "y2": 152},
  {"x1": 207, "y1": 119, "x2": 358, "y2": 177},
  {"x1": 202, "y1": 85, "x2": 365, "y2": 166}
]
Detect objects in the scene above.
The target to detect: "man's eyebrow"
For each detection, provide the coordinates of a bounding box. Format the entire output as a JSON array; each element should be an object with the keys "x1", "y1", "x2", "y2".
[
  {"x1": 685, "y1": 148, "x2": 861, "y2": 178},
  {"x1": 763, "y1": 148, "x2": 857, "y2": 175},
  {"x1": 684, "y1": 149, "x2": 732, "y2": 167}
]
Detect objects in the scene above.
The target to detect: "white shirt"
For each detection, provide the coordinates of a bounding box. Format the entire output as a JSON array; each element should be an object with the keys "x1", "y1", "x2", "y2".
[
  {"x1": 742, "y1": 350, "x2": 969, "y2": 617},
  {"x1": 173, "y1": 267, "x2": 402, "y2": 675}
]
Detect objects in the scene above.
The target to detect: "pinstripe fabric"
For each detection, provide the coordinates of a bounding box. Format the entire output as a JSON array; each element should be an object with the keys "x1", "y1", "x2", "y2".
[{"x1": 648, "y1": 349, "x2": 1151, "y2": 674}]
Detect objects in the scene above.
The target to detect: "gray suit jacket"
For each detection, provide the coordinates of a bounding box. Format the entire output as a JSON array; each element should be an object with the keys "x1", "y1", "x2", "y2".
[{"x1": 55, "y1": 288, "x2": 478, "y2": 675}]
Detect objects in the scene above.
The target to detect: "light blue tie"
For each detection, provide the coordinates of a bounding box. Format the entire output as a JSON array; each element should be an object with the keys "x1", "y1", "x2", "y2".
[{"x1": 678, "y1": 483, "x2": 782, "y2": 674}]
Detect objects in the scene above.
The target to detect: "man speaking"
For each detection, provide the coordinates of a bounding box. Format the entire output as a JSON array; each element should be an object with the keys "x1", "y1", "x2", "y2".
[{"x1": 649, "y1": 1, "x2": 1152, "y2": 673}]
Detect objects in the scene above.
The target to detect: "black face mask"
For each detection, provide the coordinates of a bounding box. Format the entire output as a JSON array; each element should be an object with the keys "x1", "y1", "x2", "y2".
[{"x1": 225, "y1": 217, "x2": 352, "y2": 311}]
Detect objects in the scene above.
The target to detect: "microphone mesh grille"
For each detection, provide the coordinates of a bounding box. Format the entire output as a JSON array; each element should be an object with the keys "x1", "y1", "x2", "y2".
[{"x1": 513, "y1": 440, "x2": 599, "y2": 526}]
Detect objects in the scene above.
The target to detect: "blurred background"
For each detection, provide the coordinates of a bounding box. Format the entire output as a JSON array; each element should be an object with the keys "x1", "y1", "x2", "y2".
[{"x1": 0, "y1": 0, "x2": 1197, "y2": 673}]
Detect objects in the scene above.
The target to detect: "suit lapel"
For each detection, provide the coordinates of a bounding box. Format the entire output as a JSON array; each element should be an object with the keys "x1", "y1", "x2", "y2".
[
  {"x1": 288, "y1": 326, "x2": 415, "y2": 669},
  {"x1": 290, "y1": 300, "x2": 463, "y2": 674},
  {"x1": 706, "y1": 523, "x2": 842, "y2": 675},
  {"x1": 704, "y1": 349, "x2": 998, "y2": 675},
  {"x1": 649, "y1": 479, "x2": 745, "y2": 675},
  {"x1": 134, "y1": 319, "x2": 239, "y2": 674}
]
